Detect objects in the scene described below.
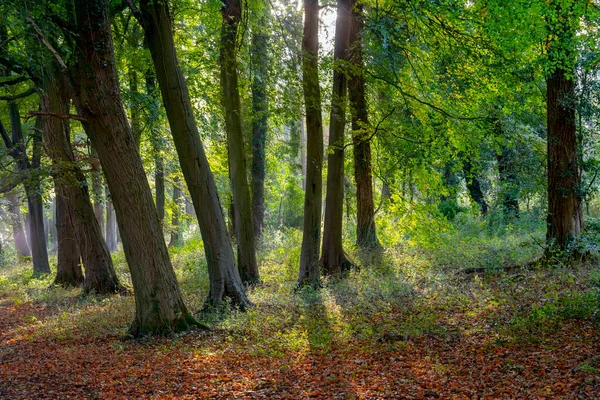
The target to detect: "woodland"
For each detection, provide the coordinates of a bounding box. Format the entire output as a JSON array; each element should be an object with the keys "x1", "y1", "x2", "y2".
[{"x1": 0, "y1": 0, "x2": 600, "y2": 398}]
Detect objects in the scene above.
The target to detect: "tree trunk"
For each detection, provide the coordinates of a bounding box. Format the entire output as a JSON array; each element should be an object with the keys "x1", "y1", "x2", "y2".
[
  {"x1": 48, "y1": 198, "x2": 58, "y2": 255},
  {"x1": 7, "y1": 192, "x2": 30, "y2": 258},
  {"x1": 53, "y1": 184, "x2": 83, "y2": 287},
  {"x1": 41, "y1": 65, "x2": 122, "y2": 294},
  {"x1": 320, "y1": 0, "x2": 354, "y2": 274},
  {"x1": 90, "y1": 148, "x2": 105, "y2": 236},
  {"x1": 546, "y1": 67, "x2": 582, "y2": 248},
  {"x1": 250, "y1": 12, "x2": 269, "y2": 239},
  {"x1": 138, "y1": 0, "x2": 251, "y2": 308},
  {"x1": 144, "y1": 72, "x2": 165, "y2": 223},
  {"x1": 8, "y1": 103, "x2": 50, "y2": 276},
  {"x1": 169, "y1": 178, "x2": 183, "y2": 248},
  {"x1": 129, "y1": 69, "x2": 143, "y2": 148},
  {"x1": 105, "y1": 185, "x2": 117, "y2": 252},
  {"x1": 70, "y1": 0, "x2": 196, "y2": 335},
  {"x1": 220, "y1": 0, "x2": 260, "y2": 284},
  {"x1": 462, "y1": 160, "x2": 488, "y2": 216},
  {"x1": 298, "y1": 0, "x2": 324, "y2": 287},
  {"x1": 348, "y1": 2, "x2": 380, "y2": 251}
]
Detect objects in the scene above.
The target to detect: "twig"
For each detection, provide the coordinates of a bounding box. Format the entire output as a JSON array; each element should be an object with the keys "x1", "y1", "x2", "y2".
[{"x1": 27, "y1": 110, "x2": 87, "y2": 122}]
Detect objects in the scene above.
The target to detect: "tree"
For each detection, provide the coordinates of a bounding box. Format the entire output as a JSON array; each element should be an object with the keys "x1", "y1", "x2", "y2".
[
  {"x1": 220, "y1": 0, "x2": 260, "y2": 284},
  {"x1": 297, "y1": 0, "x2": 324, "y2": 287},
  {"x1": 168, "y1": 177, "x2": 183, "y2": 248},
  {"x1": 545, "y1": 0, "x2": 583, "y2": 250},
  {"x1": 348, "y1": 0, "x2": 380, "y2": 251},
  {"x1": 135, "y1": 0, "x2": 251, "y2": 309},
  {"x1": 41, "y1": 64, "x2": 122, "y2": 294},
  {"x1": 250, "y1": 4, "x2": 270, "y2": 238},
  {"x1": 68, "y1": 0, "x2": 197, "y2": 335},
  {"x1": 0, "y1": 104, "x2": 50, "y2": 276},
  {"x1": 320, "y1": 0, "x2": 354, "y2": 274},
  {"x1": 6, "y1": 192, "x2": 30, "y2": 258}
]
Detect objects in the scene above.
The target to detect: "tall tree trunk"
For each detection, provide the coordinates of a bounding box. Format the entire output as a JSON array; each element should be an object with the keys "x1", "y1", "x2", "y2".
[
  {"x1": 70, "y1": 0, "x2": 196, "y2": 335},
  {"x1": 320, "y1": 0, "x2": 354, "y2": 274},
  {"x1": 297, "y1": 0, "x2": 324, "y2": 287},
  {"x1": 137, "y1": 0, "x2": 251, "y2": 308},
  {"x1": 220, "y1": 0, "x2": 260, "y2": 284},
  {"x1": 462, "y1": 160, "x2": 488, "y2": 216},
  {"x1": 496, "y1": 145, "x2": 520, "y2": 219},
  {"x1": 250, "y1": 11, "x2": 269, "y2": 239},
  {"x1": 90, "y1": 148, "x2": 105, "y2": 236},
  {"x1": 41, "y1": 65, "x2": 122, "y2": 294},
  {"x1": 169, "y1": 178, "x2": 183, "y2": 248},
  {"x1": 348, "y1": 2, "x2": 380, "y2": 251},
  {"x1": 144, "y1": 72, "x2": 165, "y2": 222},
  {"x1": 129, "y1": 69, "x2": 143, "y2": 148},
  {"x1": 7, "y1": 192, "x2": 30, "y2": 258},
  {"x1": 8, "y1": 103, "x2": 50, "y2": 276},
  {"x1": 105, "y1": 185, "x2": 117, "y2": 252},
  {"x1": 546, "y1": 66, "x2": 582, "y2": 248},
  {"x1": 545, "y1": 1, "x2": 582, "y2": 251},
  {"x1": 53, "y1": 184, "x2": 83, "y2": 287}
]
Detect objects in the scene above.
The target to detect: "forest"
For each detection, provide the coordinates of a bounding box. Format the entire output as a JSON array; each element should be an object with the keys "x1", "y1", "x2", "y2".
[{"x1": 0, "y1": 0, "x2": 600, "y2": 398}]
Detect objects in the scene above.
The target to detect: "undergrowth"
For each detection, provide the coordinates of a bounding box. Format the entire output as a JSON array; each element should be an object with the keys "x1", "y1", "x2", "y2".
[{"x1": 0, "y1": 210, "x2": 599, "y2": 352}]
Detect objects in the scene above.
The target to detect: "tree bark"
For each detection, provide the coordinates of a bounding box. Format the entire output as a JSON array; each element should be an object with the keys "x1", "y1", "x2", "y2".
[
  {"x1": 53, "y1": 184, "x2": 83, "y2": 287},
  {"x1": 220, "y1": 0, "x2": 260, "y2": 284},
  {"x1": 320, "y1": 0, "x2": 354, "y2": 274},
  {"x1": 8, "y1": 103, "x2": 50, "y2": 276},
  {"x1": 6, "y1": 192, "x2": 30, "y2": 258},
  {"x1": 546, "y1": 67, "x2": 582, "y2": 248},
  {"x1": 70, "y1": 0, "x2": 196, "y2": 335},
  {"x1": 250, "y1": 11, "x2": 269, "y2": 239},
  {"x1": 348, "y1": 2, "x2": 380, "y2": 251},
  {"x1": 137, "y1": 0, "x2": 251, "y2": 308},
  {"x1": 41, "y1": 65, "x2": 122, "y2": 294},
  {"x1": 298, "y1": 0, "x2": 324, "y2": 287}
]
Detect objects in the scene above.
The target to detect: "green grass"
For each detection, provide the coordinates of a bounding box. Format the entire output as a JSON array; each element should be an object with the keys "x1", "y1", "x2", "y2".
[{"x1": 1, "y1": 211, "x2": 599, "y2": 351}]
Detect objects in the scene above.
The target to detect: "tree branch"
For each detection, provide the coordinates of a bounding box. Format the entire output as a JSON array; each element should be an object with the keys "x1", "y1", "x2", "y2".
[
  {"x1": 27, "y1": 110, "x2": 87, "y2": 122},
  {"x1": 0, "y1": 75, "x2": 29, "y2": 87},
  {"x1": 26, "y1": 17, "x2": 67, "y2": 70},
  {"x1": 0, "y1": 87, "x2": 36, "y2": 101}
]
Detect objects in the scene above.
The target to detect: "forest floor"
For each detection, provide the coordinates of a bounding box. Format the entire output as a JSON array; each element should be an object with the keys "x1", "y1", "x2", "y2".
[{"x1": 1, "y1": 225, "x2": 600, "y2": 399}]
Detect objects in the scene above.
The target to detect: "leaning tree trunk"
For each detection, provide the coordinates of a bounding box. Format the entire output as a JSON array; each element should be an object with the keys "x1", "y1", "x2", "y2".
[
  {"x1": 297, "y1": 0, "x2": 324, "y2": 287},
  {"x1": 220, "y1": 0, "x2": 260, "y2": 284},
  {"x1": 6, "y1": 192, "x2": 30, "y2": 258},
  {"x1": 8, "y1": 103, "x2": 50, "y2": 276},
  {"x1": 250, "y1": 12, "x2": 269, "y2": 238},
  {"x1": 70, "y1": 0, "x2": 196, "y2": 335},
  {"x1": 320, "y1": 0, "x2": 354, "y2": 274},
  {"x1": 41, "y1": 66, "x2": 122, "y2": 294},
  {"x1": 348, "y1": 1, "x2": 380, "y2": 251},
  {"x1": 144, "y1": 72, "x2": 165, "y2": 223},
  {"x1": 137, "y1": 0, "x2": 251, "y2": 308},
  {"x1": 53, "y1": 184, "x2": 83, "y2": 287}
]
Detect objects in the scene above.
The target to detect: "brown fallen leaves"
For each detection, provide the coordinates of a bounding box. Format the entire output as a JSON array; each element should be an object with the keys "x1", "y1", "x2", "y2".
[{"x1": 1, "y1": 299, "x2": 599, "y2": 399}]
